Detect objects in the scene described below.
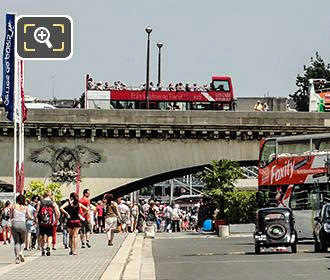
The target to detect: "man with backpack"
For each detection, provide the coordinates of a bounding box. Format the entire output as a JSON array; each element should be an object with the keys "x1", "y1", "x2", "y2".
[{"x1": 35, "y1": 190, "x2": 59, "y2": 256}]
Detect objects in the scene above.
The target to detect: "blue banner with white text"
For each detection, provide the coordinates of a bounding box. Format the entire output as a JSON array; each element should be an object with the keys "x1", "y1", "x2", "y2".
[{"x1": 2, "y1": 13, "x2": 16, "y2": 121}]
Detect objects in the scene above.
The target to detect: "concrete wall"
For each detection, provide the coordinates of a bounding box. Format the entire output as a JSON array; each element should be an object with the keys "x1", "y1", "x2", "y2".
[
  {"x1": 236, "y1": 97, "x2": 288, "y2": 112},
  {"x1": 0, "y1": 136, "x2": 258, "y2": 198},
  {"x1": 2, "y1": 109, "x2": 330, "y2": 127}
]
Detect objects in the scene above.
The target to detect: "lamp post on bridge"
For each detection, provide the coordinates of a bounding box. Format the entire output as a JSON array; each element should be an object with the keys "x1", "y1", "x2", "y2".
[
  {"x1": 145, "y1": 26, "x2": 152, "y2": 109},
  {"x1": 157, "y1": 42, "x2": 163, "y2": 87}
]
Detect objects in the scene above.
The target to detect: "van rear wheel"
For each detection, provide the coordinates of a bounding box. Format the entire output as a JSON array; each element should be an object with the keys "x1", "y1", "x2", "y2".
[
  {"x1": 320, "y1": 241, "x2": 327, "y2": 252},
  {"x1": 255, "y1": 243, "x2": 261, "y2": 255},
  {"x1": 314, "y1": 241, "x2": 321, "y2": 252}
]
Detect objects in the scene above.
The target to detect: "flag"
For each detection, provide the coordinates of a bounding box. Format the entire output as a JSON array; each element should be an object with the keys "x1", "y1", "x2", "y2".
[
  {"x1": 19, "y1": 60, "x2": 27, "y2": 122},
  {"x1": 16, "y1": 161, "x2": 24, "y2": 194},
  {"x1": 1, "y1": 13, "x2": 16, "y2": 121}
]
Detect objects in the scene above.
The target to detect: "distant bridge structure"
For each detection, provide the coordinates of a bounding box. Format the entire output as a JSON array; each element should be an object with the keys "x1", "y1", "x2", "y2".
[{"x1": 1, "y1": 109, "x2": 330, "y2": 198}]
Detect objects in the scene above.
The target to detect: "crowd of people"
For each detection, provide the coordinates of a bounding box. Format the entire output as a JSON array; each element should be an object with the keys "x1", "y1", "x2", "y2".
[
  {"x1": 254, "y1": 100, "x2": 270, "y2": 112},
  {"x1": 0, "y1": 190, "x2": 210, "y2": 264},
  {"x1": 86, "y1": 75, "x2": 224, "y2": 93},
  {"x1": 0, "y1": 189, "x2": 122, "y2": 263}
]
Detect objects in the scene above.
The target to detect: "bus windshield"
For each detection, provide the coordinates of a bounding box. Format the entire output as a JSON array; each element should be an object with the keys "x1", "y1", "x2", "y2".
[
  {"x1": 260, "y1": 140, "x2": 276, "y2": 167},
  {"x1": 212, "y1": 80, "x2": 230, "y2": 91}
]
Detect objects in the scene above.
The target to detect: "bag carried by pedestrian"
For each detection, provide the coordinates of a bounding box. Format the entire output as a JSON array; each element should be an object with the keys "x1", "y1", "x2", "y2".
[{"x1": 39, "y1": 202, "x2": 54, "y2": 226}]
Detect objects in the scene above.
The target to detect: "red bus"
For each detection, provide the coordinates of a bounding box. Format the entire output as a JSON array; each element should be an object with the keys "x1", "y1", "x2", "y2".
[
  {"x1": 85, "y1": 76, "x2": 235, "y2": 110},
  {"x1": 258, "y1": 133, "x2": 330, "y2": 239}
]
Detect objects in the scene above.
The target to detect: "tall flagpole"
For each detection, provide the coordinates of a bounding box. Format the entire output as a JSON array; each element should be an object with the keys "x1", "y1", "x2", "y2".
[
  {"x1": 13, "y1": 52, "x2": 18, "y2": 201},
  {"x1": 18, "y1": 60, "x2": 23, "y2": 194},
  {"x1": 19, "y1": 60, "x2": 25, "y2": 194},
  {"x1": 21, "y1": 60, "x2": 25, "y2": 194}
]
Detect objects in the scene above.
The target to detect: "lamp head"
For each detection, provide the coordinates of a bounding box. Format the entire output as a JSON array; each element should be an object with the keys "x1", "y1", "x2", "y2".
[
  {"x1": 157, "y1": 42, "x2": 163, "y2": 49},
  {"x1": 145, "y1": 26, "x2": 152, "y2": 34}
]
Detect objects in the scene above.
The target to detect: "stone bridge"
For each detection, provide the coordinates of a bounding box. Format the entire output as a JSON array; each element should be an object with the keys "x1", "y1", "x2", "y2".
[{"x1": 1, "y1": 109, "x2": 330, "y2": 198}]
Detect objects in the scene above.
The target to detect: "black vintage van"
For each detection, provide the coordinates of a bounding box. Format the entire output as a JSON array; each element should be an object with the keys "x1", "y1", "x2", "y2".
[{"x1": 254, "y1": 208, "x2": 297, "y2": 254}]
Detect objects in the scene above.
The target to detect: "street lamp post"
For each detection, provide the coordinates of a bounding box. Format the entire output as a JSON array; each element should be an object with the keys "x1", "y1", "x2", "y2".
[
  {"x1": 145, "y1": 26, "x2": 152, "y2": 109},
  {"x1": 157, "y1": 42, "x2": 163, "y2": 86}
]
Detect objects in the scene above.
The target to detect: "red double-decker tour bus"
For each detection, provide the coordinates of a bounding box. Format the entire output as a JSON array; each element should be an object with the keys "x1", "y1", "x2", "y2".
[
  {"x1": 258, "y1": 133, "x2": 330, "y2": 239},
  {"x1": 84, "y1": 75, "x2": 235, "y2": 110}
]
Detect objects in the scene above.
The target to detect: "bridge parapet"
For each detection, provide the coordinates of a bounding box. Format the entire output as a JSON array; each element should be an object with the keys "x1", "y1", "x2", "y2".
[{"x1": 1, "y1": 109, "x2": 330, "y2": 140}]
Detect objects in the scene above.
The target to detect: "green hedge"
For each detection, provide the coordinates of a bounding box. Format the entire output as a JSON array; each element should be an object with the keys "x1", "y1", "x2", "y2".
[{"x1": 223, "y1": 190, "x2": 258, "y2": 224}]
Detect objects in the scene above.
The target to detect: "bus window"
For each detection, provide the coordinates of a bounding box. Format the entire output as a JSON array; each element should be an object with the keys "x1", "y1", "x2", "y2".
[
  {"x1": 175, "y1": 102, "x2": 187, "y2": 110},
  {"x1": 212, "y1": 80, "x2": 230, "y2": 91},
  {"x1": 260, "y1": 140, "x2": 276, "y2": 167},
  {"x1": 117, "y1": 101, "x2": 136, "y2": 109},
  {"x1": 289, "y1": 185, "x2": 312, "y2": 210},
  {"x1": 318, "y1": 138, "x2": 330, "y2": 151},
  {"x1": 158, "y1": 102, "x2": 167, "y2": 110},
  {"x1": 278, "y1": 140, "x2": 314, "y2": 156},
  {"x1": 192, "y1": 102, "x2": 211, "y2": 110}
]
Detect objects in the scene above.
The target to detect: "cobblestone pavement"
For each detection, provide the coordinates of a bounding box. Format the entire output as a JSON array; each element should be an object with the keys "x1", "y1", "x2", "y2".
[{"x1": 0, "y1": 232, "x2": 127, "y2": 280}]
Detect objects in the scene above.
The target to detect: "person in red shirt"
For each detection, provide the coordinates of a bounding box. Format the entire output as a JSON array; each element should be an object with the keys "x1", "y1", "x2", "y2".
[
  {"x1": 96, "y1": 201, "x2": 104, "y2": 233},
  {"x1": 79, "y1": 189, "x2": 91, "y2": 248}
]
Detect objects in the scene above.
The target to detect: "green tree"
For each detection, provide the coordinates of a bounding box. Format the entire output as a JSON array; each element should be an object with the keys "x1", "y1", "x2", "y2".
[
  {"x1": 197, "y1": 159, "x2": 242, "y2": 220},
  {"x1": 290, "y1": 52, "x2": 330, "y2": 111},
  {"x1": 25, "y1": 180, "x2": 62, "y2": 203}
]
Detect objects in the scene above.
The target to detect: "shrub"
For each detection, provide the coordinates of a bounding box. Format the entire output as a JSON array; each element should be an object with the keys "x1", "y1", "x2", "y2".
[
  {"x1": 25, "y1": 181, "x2": 62, "y2": 202},
  {"x1": 224, "y1": 190, "x2": 258, "y2": 224}
]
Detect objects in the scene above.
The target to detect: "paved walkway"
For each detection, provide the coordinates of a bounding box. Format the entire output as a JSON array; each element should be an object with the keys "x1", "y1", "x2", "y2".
[{"x1": 0, "y1": 232, "x2": 127, "y2": 280}]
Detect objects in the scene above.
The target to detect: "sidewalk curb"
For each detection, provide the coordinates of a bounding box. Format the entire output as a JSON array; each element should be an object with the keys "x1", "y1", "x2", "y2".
[
  {"x1": 121, "y1": 235, "x2": 156, "y2": 280},
  {"x1": 101, "y1": 233, "x2": 136, "y2": 280},
  {"x1": 140, "y1": 238, "x2": 156, "y2": 280}
]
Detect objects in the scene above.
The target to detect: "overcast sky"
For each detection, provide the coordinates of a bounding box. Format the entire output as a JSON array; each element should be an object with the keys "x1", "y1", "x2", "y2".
[{"x1": 1, "y1": 0, "x2": 330, "y2": 100}]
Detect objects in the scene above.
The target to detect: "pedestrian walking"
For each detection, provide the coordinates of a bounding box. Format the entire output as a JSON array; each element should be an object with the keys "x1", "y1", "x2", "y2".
[
  {"x1": 163, "y1": 203, "x2": 172, "y2": 232},
  {"x1": 10, "y1": 194, "x2": 31, "y2": 264},
  {"x1": 89, "y1": 203, "x2": 96, "y2": 233},
  {"x1": 60, "y1": 192, "x2": 89, "y2": 255},
  {"x1": 24, "y1": 199, "x2": 36, "y2": 251},
  {"x1": 51, "y1": 196, "x2": 60, "y2": 250},
  {"x1": 104, "y1": 194, "x2": 120, "y2": 246},
  {"x1": 131, "y1": 202, "x2": 139, "y2": 232},
  {"x1": 35, "y1": 190, "x2": 60, "y2": 256},
  {"x1": 96, "y1": 201, "x2": 104, "y2": 233},
  {"x1": 30, "y1": 195, "x2": 40, "y2": 250},
  {"x1": 145, "y1": 200, "x2": 157, "y2": 238},
  {"x1": 79, "y1": 189, "x2": 91, "y2": 248},
  {"x1": 59, "y1": 210, "x2": 69, "y2": 249},
  {"x1": 1, "y1": 200, "x2": 12, "y2": 244},
  {"x1": 171, "y1": 204, "x2": 181, "y2": 232},
  {"x1": 118, "y1": 198, "x2": 130, "y2": 233}
]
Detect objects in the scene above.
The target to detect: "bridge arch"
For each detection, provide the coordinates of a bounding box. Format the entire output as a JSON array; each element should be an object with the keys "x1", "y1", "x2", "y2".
[{"x1": 95, "y1": 160, "x2": 257, "y2": 200}]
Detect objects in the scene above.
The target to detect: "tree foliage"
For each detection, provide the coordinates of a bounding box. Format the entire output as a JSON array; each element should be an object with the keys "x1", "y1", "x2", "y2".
[
  {"x1": 25, "y1": 180, "x2": 62, "y2": 202},
  {"x1": 224, "y1": 191, "x2": 258, "y2": 224},
  {"x1": 290, "y1": 52, "x2": 330, "y2": 111},
  {"x1": 197, "y1": 159, "x2": 243, "y2": 220}
]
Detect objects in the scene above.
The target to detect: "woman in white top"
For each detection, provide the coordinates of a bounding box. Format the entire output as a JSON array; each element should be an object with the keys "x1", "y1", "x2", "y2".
[{"x1": 10, "y1": 194, "x2": 31, "y2": 264}]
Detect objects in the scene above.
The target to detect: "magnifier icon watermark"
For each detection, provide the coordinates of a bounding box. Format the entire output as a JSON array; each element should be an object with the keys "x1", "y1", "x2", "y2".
[{"x1": 34, "y1": 26, "x2": 53, "y2": 48}]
